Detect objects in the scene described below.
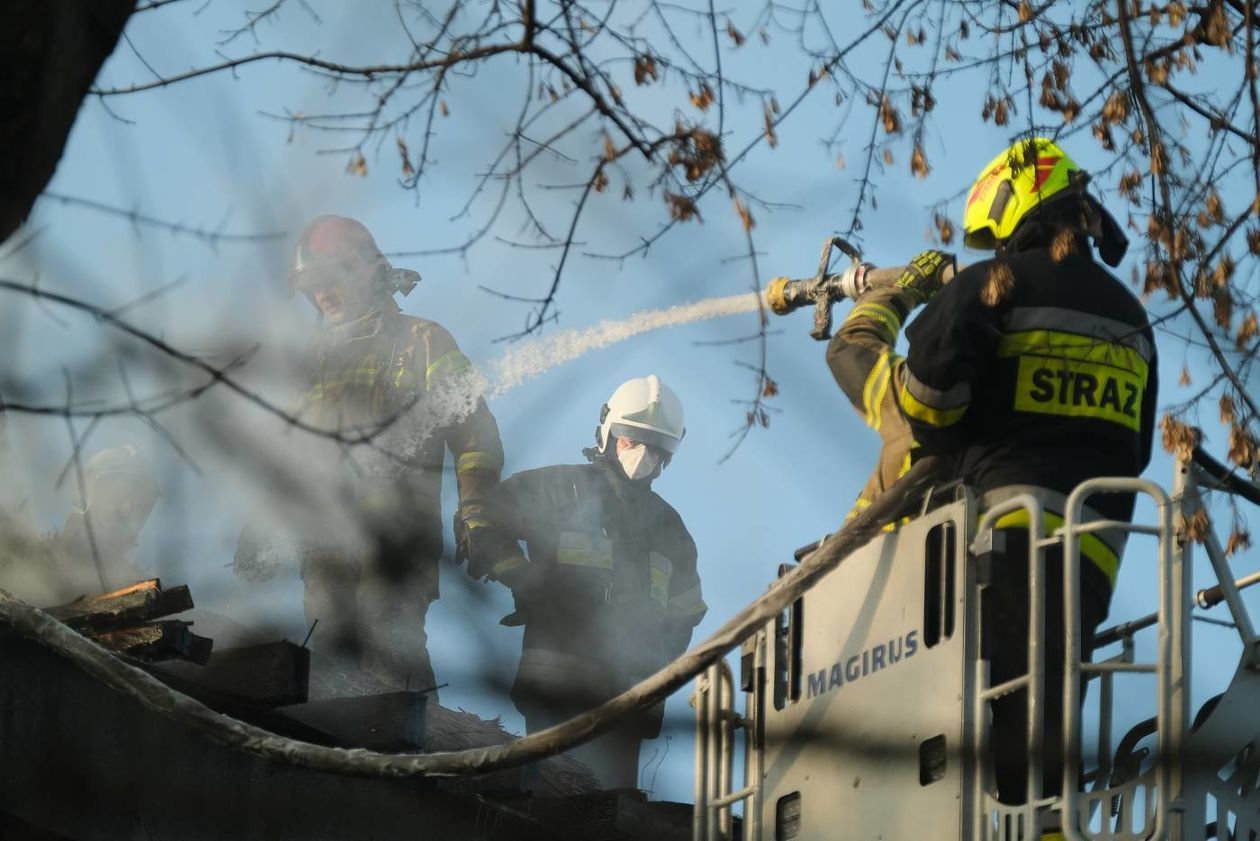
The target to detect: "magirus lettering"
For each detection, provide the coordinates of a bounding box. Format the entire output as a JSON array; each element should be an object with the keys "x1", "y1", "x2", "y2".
[{"x1": 805, "y1": 630, "x2": 919, "y2": 699}]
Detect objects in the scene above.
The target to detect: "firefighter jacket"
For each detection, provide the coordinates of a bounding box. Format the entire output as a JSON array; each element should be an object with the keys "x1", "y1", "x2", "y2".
[
  {"x1": 490, "y1": 459, "x2": 707, "y2": 731},
  {"x1": 825, "y1": 283, "x2": 925, "y2": 521},
  {"x1": 900, "y1": 244, "x2": 1157, "y2": 592},
  {"x1": 294, "y1": 304, "x2": 504, "y2": 596}
]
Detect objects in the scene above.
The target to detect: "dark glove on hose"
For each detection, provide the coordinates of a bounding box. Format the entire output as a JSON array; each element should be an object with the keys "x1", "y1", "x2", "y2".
[
  {"x1": 455, "y1": 503, "x2": 521, "y2": 581},
  {"x1": 895, "y1": 249, "x2": 956, "y2": 305}
]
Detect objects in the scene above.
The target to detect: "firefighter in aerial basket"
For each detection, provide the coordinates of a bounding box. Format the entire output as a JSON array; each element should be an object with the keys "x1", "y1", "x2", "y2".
[
  {"x1": 480, "y1": 375, "x2": 707, "y2": 789},
  {"x1": 897, "y1": 139, "x2": 1157, "y2": 806},
  {"x1": 235, "y1": 215, "x2": 507, "y2": 696}
]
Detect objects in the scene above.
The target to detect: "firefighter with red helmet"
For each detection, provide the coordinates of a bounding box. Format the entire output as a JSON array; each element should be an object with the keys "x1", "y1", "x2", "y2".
[{"x1": 244, "y1": 215, "x2": 507, "y2": 694}]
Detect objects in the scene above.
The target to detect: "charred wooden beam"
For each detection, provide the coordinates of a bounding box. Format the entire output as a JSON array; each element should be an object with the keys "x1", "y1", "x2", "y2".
[
  {"x1": 95, "y1": 621, "x2": 212, "y2": 665},
  {"x1": 47, "y1": 579, "x2": 194, "y2": 634},
  {"x1": 155, "y1": 641, "x2": 309, "y2": 707},
  {"x1": 280, "y1": 692, "x2": 427, "y2": 753}
]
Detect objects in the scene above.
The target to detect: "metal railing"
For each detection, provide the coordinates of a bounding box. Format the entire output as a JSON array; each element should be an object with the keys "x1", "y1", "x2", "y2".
[{"x1": 693, "y1": 638, "x2": 763, "y2": 841}]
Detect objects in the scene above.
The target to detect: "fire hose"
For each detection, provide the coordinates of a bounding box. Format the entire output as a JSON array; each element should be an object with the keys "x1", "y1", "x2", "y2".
[{"x1": 0, "y1": 456, "x2": 945, "y2": 779}]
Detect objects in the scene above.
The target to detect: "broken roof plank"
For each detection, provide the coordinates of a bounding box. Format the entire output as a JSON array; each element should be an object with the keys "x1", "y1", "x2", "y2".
[
  {"x1": 46, "y1": 579, "x2": 194, "y2": 634},
  {"x1": 155, "y1": 641, "x2": 310, "y2": 708},
  {"x1": 95, "y1": 620, "x2": 212, "y2": 665}
]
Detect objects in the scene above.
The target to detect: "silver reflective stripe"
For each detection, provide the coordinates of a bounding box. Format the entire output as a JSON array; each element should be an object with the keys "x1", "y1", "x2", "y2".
[
  {"x1": 979, "y1": 485, "x2": 1129, "y2": 557},
  {"x1": 904, "y1": 370, "x2": 972, "y2": 409},
  {"x1": 1001, "y1": 307, "x2": 1153, "y2": 363}
]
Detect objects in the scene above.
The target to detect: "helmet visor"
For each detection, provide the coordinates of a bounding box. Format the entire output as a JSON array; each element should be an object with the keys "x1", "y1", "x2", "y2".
[
  {"x1": 609, "y1": 422, "x2": 680, "y2": 454},
  {"x1": 291, "y1": 260, "x2": 357, "y2": 294}
]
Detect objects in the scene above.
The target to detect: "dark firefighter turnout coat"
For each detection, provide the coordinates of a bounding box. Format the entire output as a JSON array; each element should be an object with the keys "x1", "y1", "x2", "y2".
[
  {"x1": 899, "y1": 244, "x2": 1157, "y2": 595},
  {"x1": 295, "y1": 304, "x2": 504, "y2": 597},
  {"x1": 491, "y1": 460, "x2": 708, "y2": 735}
]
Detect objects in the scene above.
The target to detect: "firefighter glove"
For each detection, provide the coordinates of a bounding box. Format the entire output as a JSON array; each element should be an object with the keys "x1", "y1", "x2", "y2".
[
  {"x1": 454, "y1": 503, "x2": 518, "y2": 581},
  {"x1": 895, "y1": 249, "x2": 956, "y2": 305}
]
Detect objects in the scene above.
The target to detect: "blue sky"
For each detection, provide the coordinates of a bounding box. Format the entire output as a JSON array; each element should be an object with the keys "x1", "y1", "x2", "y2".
[{"x1": 3, "y1": 0, "x2": 1256, "y2": 803}]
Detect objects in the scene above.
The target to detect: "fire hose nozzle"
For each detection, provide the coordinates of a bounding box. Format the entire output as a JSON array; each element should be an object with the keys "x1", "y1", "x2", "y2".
[{"x1": 764, "y1": 235, "x2": 869, "y2": 340}]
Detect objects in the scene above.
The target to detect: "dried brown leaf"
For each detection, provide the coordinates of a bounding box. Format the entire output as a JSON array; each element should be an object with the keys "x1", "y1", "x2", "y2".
[
  {"x1": 910, "y1": 144, "x2": 930, "y2": 179},
  {"x1": 665, "y1": 192, "x2": 701, "y2": 223},
  {"x1": 1178, "y1": 366, "x2": 1192, "y2": 387},
  {"x1": 1237, "y1": 312, "x2": 1259, "y2": 349},
  {"x1": 981, "y1": 263, "x2": 1014, "y2": 307},
  {"x1": 763, "y1": 104, "x2": 778, "y2": 149},
  {"x1": 346, "y1": 153, "x2": 367, "y2": 177},
  {"x1": 1213, "y1": 288, "x2": 1234, "y2": 329},
  {"x1": 880, "y1": 96, "x2": 902, "y2": 134},
  {"x1": 734, "y1": 197, "x2": 755, "y2": 232},
  {"x1": 633, "y1": 54, "x2": 659, "y2": 86},
  {"x1": 1221, "y1": 393, "x2": 1237, "y2": 426},
  {"x1": 1160, "y1": 413, "x2": 1201, "y2": 463},
  {"x1": 1184, "y1": 509, "x2": 1210, "y2": 543},
  {"x1": 690, "y1": 83, "x2": 715, "y2": 111},
  {"x1": 1050, "y1": 229, "x2": 1079, "y2": 262},
  {"x1": 1225, "y1": 528, "x2": 1251, "y2": 558},
  {"x1": 1228, "y1": 423, "x2": 1259, "y2": 468},
  {"x1": 726, "y1": 20, "x2": 745, "y2": 47}
]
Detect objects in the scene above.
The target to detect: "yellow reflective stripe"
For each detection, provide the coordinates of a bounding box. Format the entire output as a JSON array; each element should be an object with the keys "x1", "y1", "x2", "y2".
[
  {"x1": 556, "y1": 531, "x2": 614, "y2": 569},
  {"x1": 358, "y1": 491, "x2": 395, "y2": 512},
  {"x1": 649, "y1": 552, "x2": 673, "y2": 606},
  {"x1": 425, "y1": 351, "x2": 471, "y2": 389},
  {"x1": 898, "y1": 381, "x2": 968, "y2": 427},
  {"x1": 668, "y1": 587, "x2": 707, "y2": 618},
  {"x1": 999, "y1": 330, "x2": 1148, "y2": 432},
  {"x1": 392, "y1": 367, "x2": 418, "y2": 389},
  {"x1": 492, "y1": 555, "x2": 524, "y2": 577},
  {"x1": 992, "y1": 509, "x2": 1120, "y2": 588},
  {"x1": 457, "y1": 451, "x2": 501, "y2": 475},
  {"x1": 846, "y1": 302, "x2": 902, "y2": 339},
  {"x1": 862, "y1": 353, "x2": 891, "y2": 430},
  {"x1": 870, "y1": 355, "x2": 898, "y2": 431}
]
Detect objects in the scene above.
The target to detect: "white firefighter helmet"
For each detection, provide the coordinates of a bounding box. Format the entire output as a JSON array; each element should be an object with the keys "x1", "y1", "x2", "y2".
[
  {"x1": 84, "y1": 445, "x2": 159, "y2": 508},
  {"x1": 596, "y1": 375, "x2": 686, "y2": 455}
]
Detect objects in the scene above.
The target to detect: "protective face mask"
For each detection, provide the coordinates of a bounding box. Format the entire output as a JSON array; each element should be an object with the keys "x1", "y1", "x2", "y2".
[{"x1": 617, "y1": 444, "x2": 659, "y2": 481}]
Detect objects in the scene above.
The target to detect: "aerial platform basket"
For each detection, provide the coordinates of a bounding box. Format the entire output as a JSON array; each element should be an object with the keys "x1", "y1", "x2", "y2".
[{"x1": 694, "y1": 450, "x2": 1260, "y2": 841}]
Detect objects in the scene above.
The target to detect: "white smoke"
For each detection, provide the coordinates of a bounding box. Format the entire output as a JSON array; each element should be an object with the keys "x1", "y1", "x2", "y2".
[{"x1": 414, "y1": 291, "x2": 767, "y2": 450}]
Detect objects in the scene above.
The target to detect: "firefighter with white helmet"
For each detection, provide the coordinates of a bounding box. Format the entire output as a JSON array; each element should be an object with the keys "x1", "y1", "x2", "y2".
[
  {"x1": 235, "y1": 215, "x2": 508, "y2": 695},
  {"x1": 482, "y1": 375, "x2": 706, "y2": 789},
  {"x1": 898, "y1": 138, "x2": 1156, "y2": 815}
]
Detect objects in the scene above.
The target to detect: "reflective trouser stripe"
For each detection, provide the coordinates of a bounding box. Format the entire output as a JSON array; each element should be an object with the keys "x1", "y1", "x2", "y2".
[{"x1": 981, "y1": 485, "x2": 1127, "y2": 588}]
